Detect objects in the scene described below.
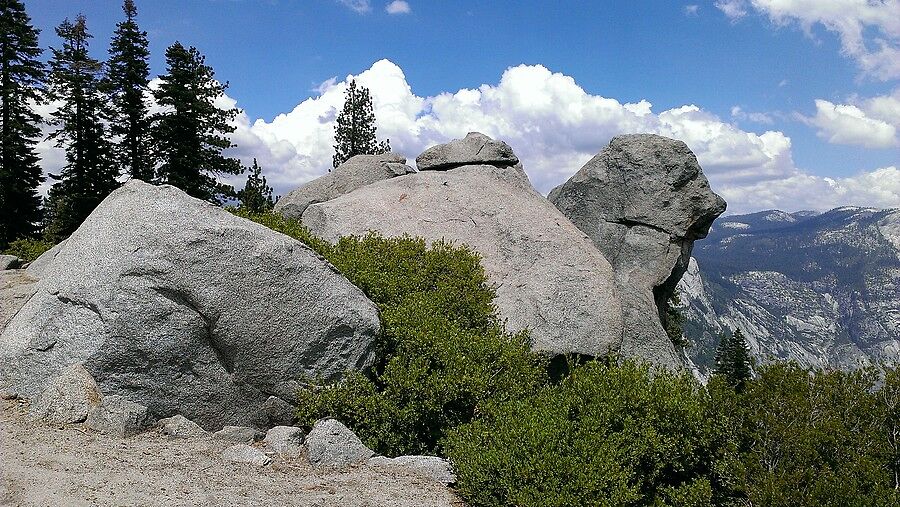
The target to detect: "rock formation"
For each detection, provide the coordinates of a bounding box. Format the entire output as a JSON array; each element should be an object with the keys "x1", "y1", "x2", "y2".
[
  {"x1": 0, "y1": 180, "x2": 380, "y2": 429},
  {"x1": 299, "y1": 134, "x2": 623, "y2": 358},
  {"x1": 549, "y1": 134, "x2": 726, "y2": 369},
  {"x1": 275, "y1": 152, "x2": 415, "y2": 219},
  {"x1": 416, "y1": 132, "x2": 518, "y2": 171}
]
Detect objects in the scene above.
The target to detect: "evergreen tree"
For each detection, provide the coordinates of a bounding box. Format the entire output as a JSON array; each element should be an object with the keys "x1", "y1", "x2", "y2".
[
  {"x1": 152, "y1": 42, "x2": 241, "y2": 203},
  {"x1": 0, "y1": 0, "x2": 45, "y2": 248},
  {"x1": 236, "y1": 158, "x2": 275, "y2": 213},
  {"x1": 105, "y1": 0, "x2": 152, "y2": 181},
  {"x1": 45, "y1": 14, "x2": 119, "y2": 241},
  {"x1": 714, "y1": 328, "x2": 753, "y2": 390},
  {"x1": 332, "y1": 79, "x2": 389, "y2": 169},
  {"x1": 664, "y1": 292, "x2": 688, "y2": 347}
]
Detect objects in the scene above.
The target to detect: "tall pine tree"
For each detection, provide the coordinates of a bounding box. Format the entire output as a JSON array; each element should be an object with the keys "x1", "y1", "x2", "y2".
[
  {"x1": 714, "y1": 328, "x2": 753, "y2": 390},
  {"x1": 332, "y1": 79, "x2": 389, "y2": 169},
  {"x1": 105, "y1": 0, "x2": 152, "y2": 181},
  {"x1": 45, "y1": 14, "x2": 119, "y2": 241},
  {"x1": 0, "y1": 0, "x2": 45, "y2": 248},
  {"x1": 152, "y1": 42, "x2": 241, "y2": 203}
]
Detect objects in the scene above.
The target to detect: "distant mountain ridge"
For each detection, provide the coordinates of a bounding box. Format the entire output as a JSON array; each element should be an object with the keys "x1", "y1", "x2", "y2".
[{"x1": 677, "y1": 206, "x2": 900, "y2": 377}]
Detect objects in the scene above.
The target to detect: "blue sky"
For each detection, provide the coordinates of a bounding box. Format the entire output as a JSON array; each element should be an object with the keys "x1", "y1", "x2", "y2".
[{"x1": 26, "y1": 0, "x2": 900, "y2": 213}]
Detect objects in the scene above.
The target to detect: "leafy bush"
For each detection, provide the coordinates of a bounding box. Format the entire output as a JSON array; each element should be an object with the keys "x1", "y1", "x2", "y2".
[
  {"x1": 445, "y1": 360, "x2": 718, "y2": 507},
  {"x1": 715, "y1": 363, "x2": 896, "y2": 507},
  {"x1": 238, "y1": 211, "x2": 547, "y2": 456},
  {"x1": 240, "y1": 210, "x2": 900, "y2": 506},
  {"x1": 2, "y1": 237, "x2": 55, "y2": 263}
]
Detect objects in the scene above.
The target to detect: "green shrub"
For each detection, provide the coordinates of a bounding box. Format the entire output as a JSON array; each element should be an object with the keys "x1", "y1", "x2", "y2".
[
  {"x1": 719, "y1": 363, "x2": 895, "y2": 507},
  {"x1": 2, "y1": 238, "x2": 55, "y2": 263},
  {"x1": 445, "y1": 360, "x2": 718, "y2": 507},
  {"x1": 238, "y1": 211, "x2": 547, "y2": 456}
]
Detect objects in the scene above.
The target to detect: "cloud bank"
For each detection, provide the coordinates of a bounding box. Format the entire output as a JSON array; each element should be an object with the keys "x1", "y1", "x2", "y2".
[
  {"x1": 35, "y1": 60, "x2": 900, "y2": 214},
  {"x1": 715, "y1": 0, "x2": 900, "y2": 80}
]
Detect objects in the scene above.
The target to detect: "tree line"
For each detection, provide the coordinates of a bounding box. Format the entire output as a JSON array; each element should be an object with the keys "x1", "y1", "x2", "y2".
[{"x1": 0, "y1": 0, "x2": 388, "y2": 251}]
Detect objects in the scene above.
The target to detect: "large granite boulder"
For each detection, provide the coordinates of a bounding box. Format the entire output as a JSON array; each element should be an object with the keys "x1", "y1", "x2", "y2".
[
  {"x1": 275, "y1": 152, "x2": 414, "y2": 219},
  {"x1": 300, "y1": 135, "x2": 623, "y2": 358},
  {"x1": 549, "y1": 134, "x2": 726, "y2": 369},
  {"x1": 416, "y1": 132, "x2": 519, "y2": 171},
  {"x1": 0, "y1": 180, "x2": 380, "y2": 429}
]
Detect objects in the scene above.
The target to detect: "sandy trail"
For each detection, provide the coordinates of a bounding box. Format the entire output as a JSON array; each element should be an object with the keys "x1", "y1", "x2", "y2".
[{"x1": 0, "y1": 399, "x2": 462, "y2": 507}]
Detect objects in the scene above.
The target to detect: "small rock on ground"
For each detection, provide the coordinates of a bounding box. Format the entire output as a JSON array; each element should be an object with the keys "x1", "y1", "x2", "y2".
[
  {"x1": 85, "y1": 395, "x2": 154, "y2": 438},
  {"x1": 306, "y1": 418, "x2": 374, "y2": 467},
  {"x1": 159, "y1": 414, "x2": 209, "y2": 439},
  {"x1": 368, "y1": 455, "x2": 457, "y2": 485},
  {"x1": 213, "y1": 425, "x2": 261, "y2": 444},
  {"x1": 222, "y1": 444, "x2": 271, "y2": 466},
  {"x1": 264, "y1": 425, "x2": 305, "y2": 457}
]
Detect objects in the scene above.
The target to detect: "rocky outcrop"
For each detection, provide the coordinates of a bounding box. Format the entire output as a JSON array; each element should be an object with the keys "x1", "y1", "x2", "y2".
[
  {"x1": 306, "y1": 418, "x2": 374, "y2": 467},
  {"x1": 300, "y1": 135, "x2": 623, "y2": 358},
  {"x1": 0, "y1": 180, "x2": 380, "y2": 430},
  {"x1": 275, "y1": 152, "x2": 414, "y2": 219},
  {"x1": 679, "y1": 207, "x2": 900, "y2": 376},
  {"x1": 549, "y1": 134, "x2": 726, "y2": 369},
  {"x1": 416, "y1": 132, "x2": 518, "y2": 171}
]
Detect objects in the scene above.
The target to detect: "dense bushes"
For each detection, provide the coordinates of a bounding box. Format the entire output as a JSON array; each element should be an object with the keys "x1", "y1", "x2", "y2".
[
  {"x1": 2, "y1": 237, "x2": 54, "y2": 262},
  {"x1": 446, "y1": 360, "x2": 718, "y2": 506},
  {"x1": 710, "y1": 364, "x2": 898, "y2": 506},
  {"x1": 242, "y1": 210, "x2": 900, "y2": 506},
  {"x1": 238, "y1": 210, "x2": 547, "y2": 455}
]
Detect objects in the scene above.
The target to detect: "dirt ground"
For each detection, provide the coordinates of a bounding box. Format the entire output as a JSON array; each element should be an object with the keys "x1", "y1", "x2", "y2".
[{"x1": 0, "y1": 399, "x2": 464, "y2": 507}]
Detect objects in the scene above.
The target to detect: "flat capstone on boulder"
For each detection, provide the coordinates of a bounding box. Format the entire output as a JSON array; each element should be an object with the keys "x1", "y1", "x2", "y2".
[{"x1": 416, "y1": 132, "x2": 518, "y2": 171}]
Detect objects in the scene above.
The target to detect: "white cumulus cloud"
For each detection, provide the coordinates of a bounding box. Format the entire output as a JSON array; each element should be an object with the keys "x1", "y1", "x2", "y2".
[
  {"x1": 385, "y1": 0, "x2": 410, "y2": 15},
  {"x1": 34, "y1": 60, "x2": 900, "y2": 214},
  {"x1": 716, "y1": 0, "x2": 900, "y2": 80},
  {"x1": 806, "y1": 90, "x2": 900, "y2": 148}
]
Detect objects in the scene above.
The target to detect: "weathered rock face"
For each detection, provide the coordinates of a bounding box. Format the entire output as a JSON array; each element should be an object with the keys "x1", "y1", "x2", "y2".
[
  {"x1": 300, "y1": 136, "x2": 623, "y2": 358},
  {"x1": 0, "y1": 180, "x2": 380, "y2": 430},
  {"x1": 0, "y1": 270, "x2": 37, "y2": 332},
  {"x1": 275, "y1": 152, "x2": 415, "y2": 219},
  {"x1": 549, "y1": 134, "x2": 726, "y2": 369},
  {"x1": 416, "y1": 132, "x2": 518, "y2": 171}
]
